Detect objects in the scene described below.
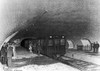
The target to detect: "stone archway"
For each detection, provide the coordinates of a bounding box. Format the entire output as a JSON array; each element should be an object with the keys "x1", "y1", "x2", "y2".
[
  {"x1": 66, "y1": 40, "x2": 75, "y2": 49},
  {"x1": 80, "y1": 38, "x2": 91, "y2": 51},
  {"x1": 20, "y1": 38, "x2": 32, "y2": 48}
]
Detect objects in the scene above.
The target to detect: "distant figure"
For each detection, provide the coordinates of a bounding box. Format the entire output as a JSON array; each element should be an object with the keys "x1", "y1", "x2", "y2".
[
  {"x1": 0, "y1": 43, "x2": 8, "y2": 65},
  {"x1": 93, "y1": 42, "x2": 96, "y2": 53},
  {"x1": 93, "y1": 41, "x2": 99, "y2": 53},
  {"x1": 11, "y1": 42, "x2": 16, "y2": 59},
  {"x1": 29, "y1": 42, "x2": 33, "y2": 53},
  {"x1": 95, "y1": 41, "x2": 99, "y2": 53},
  {"x1": 32, "y1": 43, "x2": 37, "y2": 53},
  {"x1": 7, "y1": 43, "x2": 13, "y2": 67},
  {"x1": 91, "y1": 43, "x2": 94, "y2": 51},
  {"x1": 37, "y1": 40, "x2": 41, "y2": 55}
]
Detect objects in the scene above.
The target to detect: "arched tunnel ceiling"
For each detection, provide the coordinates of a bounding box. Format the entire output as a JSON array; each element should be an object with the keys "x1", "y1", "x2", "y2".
[{"x1": 0, "y1": 0, "x2": 100, "y2": 45}]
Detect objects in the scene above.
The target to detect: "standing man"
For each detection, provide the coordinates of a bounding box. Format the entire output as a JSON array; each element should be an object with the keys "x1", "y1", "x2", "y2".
[
  {"x1": 29, "y1": 41, "x2": 33, "y2": 53},
  {"x1": 91, "y1": 43, "x2": 94, "y2": 51},
  {"x1": 37, "y1": 40, "x2": 41, "y2": 56},
  {"x1": 95, "y1": 41, "x2": 99, "y2": 53},
  {"x1": 7, "y1": 43, "x2": 13, "y2": 67},
  {"x1": 32, "y1": 43, "x2": 37, "y2": 53},
  {"x1": 0, "y1": 43, "x2": 8, "y2": 65},
  {"x1": 93, "y1": 42, "x2": 96, "y2": 53},
  {"x1": 11, "y1": 42, "x2": 16, "y2": 59}
]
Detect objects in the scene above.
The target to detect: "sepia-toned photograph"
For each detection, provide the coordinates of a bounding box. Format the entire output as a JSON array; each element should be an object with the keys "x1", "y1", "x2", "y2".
[{"x1": 0, "y1": 0, "x2": 100, "y2": 71}]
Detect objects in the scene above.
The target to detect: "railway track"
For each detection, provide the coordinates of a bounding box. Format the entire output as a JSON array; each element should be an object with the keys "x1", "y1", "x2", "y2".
[{"x1": 51, "y1": 55, "x2": 100, "y2": 71}]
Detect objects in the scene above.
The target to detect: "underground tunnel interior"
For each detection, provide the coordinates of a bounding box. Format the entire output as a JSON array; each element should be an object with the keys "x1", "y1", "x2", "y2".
[
  {"x1": 1, "y1": 1, "x2": 100, "y2": 71},
  {"x1": 0, "y1": 0, "x2": 100, "y2": 55}
]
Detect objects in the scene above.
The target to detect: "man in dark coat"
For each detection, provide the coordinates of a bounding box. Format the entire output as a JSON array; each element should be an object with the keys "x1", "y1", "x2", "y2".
[
  {"x1": 93, "y1": 41, "x2": 99, "y2": 53},
  {"x1": 95, "y1": 41, "x2": 99, "y2": 53},
  {"x1": 37, "y1": 40, "x2": 41, "y2": 55},
  {"x1": 0, "y1": 43, "x2": 8, "y2": 65},
  {"x1": 93, "y1": 42, "x2": 96, "y2": 53},
  {"x1": 7, "y1": 43, "x2": 13, "y2": 67}
]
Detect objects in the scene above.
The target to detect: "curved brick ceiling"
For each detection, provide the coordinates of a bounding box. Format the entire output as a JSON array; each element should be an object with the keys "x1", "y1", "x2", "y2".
[{"x1": 0, "y1": 0, "x2": 100, "y2": 45}]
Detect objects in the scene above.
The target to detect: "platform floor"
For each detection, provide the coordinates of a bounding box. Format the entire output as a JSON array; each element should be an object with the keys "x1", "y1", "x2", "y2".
[
  {"x1": 4, "y1": 46, "x2": 100, "y2": 71},
  {"x1": 12, "y1": 46, "x2": 38, "y2": 59},
  {"x1": 65, "y1": 49, "x2": 100, "y2": 65},
  {"x1": 5, "y1": 46, "x2": 80, "y2": 71},
  {"x1": 0, "y1": 55, "x2": 80, "y2": 71}
]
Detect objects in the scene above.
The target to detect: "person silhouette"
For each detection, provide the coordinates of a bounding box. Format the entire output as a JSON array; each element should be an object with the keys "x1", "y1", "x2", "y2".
[{"x1": 95, "y1": 41, "x2": 99, "y2": 53}]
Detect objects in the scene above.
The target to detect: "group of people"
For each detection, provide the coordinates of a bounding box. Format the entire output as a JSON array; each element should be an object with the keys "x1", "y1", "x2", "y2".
[
  {"x1": 92, "y1": 41, "x2": 99, "y2": 53},
  {"x1": 0, "y1": 42, "x2": 16, "y2": 67},
  {"x1": 29, "y1": 40, "x2": 42, "y2": 55}
]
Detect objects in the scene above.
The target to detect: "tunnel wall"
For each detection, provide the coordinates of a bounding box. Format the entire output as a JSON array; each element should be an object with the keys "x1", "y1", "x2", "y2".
[{"x1": 0, "y1": 0, "x2": 100, "y2": 51}]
